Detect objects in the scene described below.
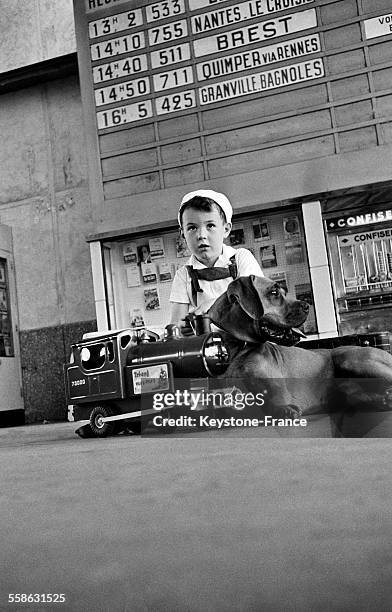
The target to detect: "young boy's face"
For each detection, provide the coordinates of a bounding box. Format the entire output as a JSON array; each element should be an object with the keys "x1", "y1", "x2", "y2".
[{"x1": 181, "y1": 206, "x2": 231, "y2": 266}]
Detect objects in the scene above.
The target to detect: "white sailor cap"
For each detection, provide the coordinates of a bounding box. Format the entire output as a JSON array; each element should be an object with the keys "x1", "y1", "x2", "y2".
[{"x1": 178, "y1": 189, "x2": 233, "y2": 225}]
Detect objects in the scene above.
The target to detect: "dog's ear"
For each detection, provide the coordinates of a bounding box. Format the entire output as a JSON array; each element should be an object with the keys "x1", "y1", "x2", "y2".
[
  {"x1": 208, "y1": 293, "x2": 260, "y2": 343},
  {"x1": 226, "y1": 276, "x2": 264, "y2": 320},
  {"x1": 208, "y1": 292, "x2": 231, "y2": 328},
  {"x1": 208, "y1": 278, "x2": 265, "y2": 343}
]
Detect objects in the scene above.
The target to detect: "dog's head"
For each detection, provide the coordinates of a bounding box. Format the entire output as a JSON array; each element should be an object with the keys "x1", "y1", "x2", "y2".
[{"x1": 208, "y1": 275, "x2": 309, "y2": 344}]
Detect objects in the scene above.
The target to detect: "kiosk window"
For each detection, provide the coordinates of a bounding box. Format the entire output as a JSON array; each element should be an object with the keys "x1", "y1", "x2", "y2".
[
  {"x1": 331, "y1": 227, "x2": 392, "y2": 311},
  {"x1": 0, "y1": 258, "x2": 14, "y2": 357}
]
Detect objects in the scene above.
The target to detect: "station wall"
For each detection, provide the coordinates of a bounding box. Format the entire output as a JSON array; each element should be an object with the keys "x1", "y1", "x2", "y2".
[
  {"x1": 0, "y1": 0, "x2": 76, "y2": 72},
  {"x1": 0, "y1": 74, "x2": 97, "y2": 422}
]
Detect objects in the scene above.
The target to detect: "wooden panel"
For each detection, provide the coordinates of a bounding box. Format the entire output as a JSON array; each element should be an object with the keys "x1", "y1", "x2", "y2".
[
  {"x1": 369, "y1": 41, "x2": 392, "y2": 67},
  {"x1": 205, "y1": 110, "x2": 332, "y2": 155},
  {"x1": 99, "y1": 124, "x2": 155, "y2": 155},
  {"x1": 362, "y1": 0, "x2": 392, "y2": 13},
  {"x1": 338, "y1": 126, "x2": 377, "y2": 152},
  {"x1": 334, "y1": 100, "x2": 373, "y2": 127},
  {"x1": 320, "y1": 0, "x2": 358, "y2": 25},
  {"x1": 375, "y1": 95, "x2": 392, "y2": 119},
  {"x1": 326, "y1": 49, "x2": 366, "y2": 75},
  {"x1": 330, "y1": 74, "x2": 370, "y2": 100},
  {"x1": 163, "y1": 163, "x2": 204, "y2": 188},
  {"x1": 379, "y1": 122, "x2": 392, "y2": 144},
  {"x1": 373, "y1": 67, "x2": 392, "y2": 92},
  {"x1": 201, "y1": 85, "x2": 328, "y2": 130},
  {"x1": 104, "y1": 173, "x2": 160, "y2": 198},
  {"x1": 160, "y1": 138, "x2": 202, "y2": 164},
  {"x1": 158, "y1": 114, "x2": 199, "y2": 140},
  {"x1": 323, "y1": 24, "x2": 362, "y2": 50},
  {"x1": 208, "y1": 135, "x2": 335, "y2": 178},
  {"x1": 101, "y1": 148, "x2": 158, "y2": 177}
]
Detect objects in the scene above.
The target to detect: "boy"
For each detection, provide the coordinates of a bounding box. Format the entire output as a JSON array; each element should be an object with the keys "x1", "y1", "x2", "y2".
[{"x1": 170, "y1": 189, "x2": 263, "y2": 333}]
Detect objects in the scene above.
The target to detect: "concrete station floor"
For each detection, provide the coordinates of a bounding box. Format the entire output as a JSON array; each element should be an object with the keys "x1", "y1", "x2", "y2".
[{"x1": 1, "y1": 422, "x2": 392, "y2": 612}]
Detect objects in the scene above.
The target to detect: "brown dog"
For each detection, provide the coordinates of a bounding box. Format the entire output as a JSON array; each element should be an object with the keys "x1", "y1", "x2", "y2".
[{"x1": 208, "y1": 276, "x2": 392, "y2": 417}]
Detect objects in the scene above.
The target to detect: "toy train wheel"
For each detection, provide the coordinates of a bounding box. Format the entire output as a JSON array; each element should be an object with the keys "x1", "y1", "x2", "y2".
[{"x1": 89, "y1": 405, "x2": 116, "y2": 437}]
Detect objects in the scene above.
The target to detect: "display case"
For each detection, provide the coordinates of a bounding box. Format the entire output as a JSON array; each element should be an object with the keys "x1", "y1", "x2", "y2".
[
  {"x1": 101, "y1": 208, "x2": 318, "y2": 337},
  {"x1": 325, "y1": 209, "x2": 392, "y2": 334}
]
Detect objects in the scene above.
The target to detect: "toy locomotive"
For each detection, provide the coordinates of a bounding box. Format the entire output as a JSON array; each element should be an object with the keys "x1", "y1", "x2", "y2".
[{"x1": 65, "y1": 315, "x2": 231, "y2": 437}]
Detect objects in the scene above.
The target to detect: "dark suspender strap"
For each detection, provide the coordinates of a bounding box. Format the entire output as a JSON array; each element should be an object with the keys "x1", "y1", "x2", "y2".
[
  {"x1": 228, "y1": 254, "x2": 238, "y2": 279},
  {"x1": 186, "y1": 265, "x2": 203, "y2": 306}
]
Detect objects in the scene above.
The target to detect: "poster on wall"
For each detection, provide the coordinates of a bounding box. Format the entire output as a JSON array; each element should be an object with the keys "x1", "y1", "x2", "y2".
[
  {"x1": 295, "y1": 283, "x2": 313, "y2": 305},
  {"x1": 285, "y1": 242, "x2": 304, "y2": 265},
  {"x1": 144, "y1": 287, "x2": 160, "y2": 310},
  {"x1": 0, "y1": 288, "x2": 7, "y2": 311},
  {"x1": 126, "y1": 264, "x2": 141, "y2": 287},
  {"x1": 4, "y1": 335, "x2": 11, "y2": 356},
  {"x1": 269, "y1": 271, "x2": 288, "y2": 292},
  {"x1": 158, "y1": 262, "x2": 172, "y2": 282},
  {"x1": 0, "y1": 314, "x2": 10, "y2": 333},
  {"x1": 176, "y1": 232, "x2": 191, "y2": 258},
  {"x1": 283, "y1": 216, "x2": 301, "y2": 241},
  {"x1": 260, "y1": 244, "x2": 277, "y2": 268},
  {"x1": 253, "y1": 220, "x2": 271, "y2": 242},
  {"x1": 138, "y1": 244, "x2": 152, "y2": 264},
  {"x1": 149, "y1": 236, "x2": 165, "y2": 259},
  {"x1": 141, "y1": 262, "x2": 157, "y2": 283},
  {"x1": 122, "y1": 242, "x2": 137, "y2": 264},
  {"x1": 0, "y1": 263, "x2": 6, "y2": 283},
  {"x1": 230, "y1": 224, "x2": 245, "y2": 246},
  {"x1": 130, "y1": 308, "x2": 145, "y2": 329},
  {"x1": 295, "y1": 282, "x2": 316, "y2": 334}
]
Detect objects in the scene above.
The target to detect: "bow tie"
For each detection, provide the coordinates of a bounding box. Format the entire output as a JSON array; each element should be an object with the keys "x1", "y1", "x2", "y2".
[{"x1": 194, "y1": 267, "x2": 233, "y2": 281}]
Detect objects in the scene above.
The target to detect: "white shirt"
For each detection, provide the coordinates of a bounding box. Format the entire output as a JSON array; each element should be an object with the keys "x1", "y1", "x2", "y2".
[{"x1": 170, "y1": 244, "x2": 263, "y2": 313}]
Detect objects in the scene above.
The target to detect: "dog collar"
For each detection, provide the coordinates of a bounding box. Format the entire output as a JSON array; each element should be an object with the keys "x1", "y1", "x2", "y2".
[{"x1": 258, "y1": 324, "x2": 306, "y2": 346}]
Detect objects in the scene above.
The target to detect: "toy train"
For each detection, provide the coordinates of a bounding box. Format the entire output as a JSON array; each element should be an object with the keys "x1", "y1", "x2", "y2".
[{"x1": 65, "y1": 315, "x2": 231, "y2": 437}]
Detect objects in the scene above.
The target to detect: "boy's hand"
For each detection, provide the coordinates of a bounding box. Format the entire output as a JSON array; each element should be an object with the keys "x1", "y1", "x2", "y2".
[{"x1": 180, "y1": 317, "x2": 196, "y2": 336}]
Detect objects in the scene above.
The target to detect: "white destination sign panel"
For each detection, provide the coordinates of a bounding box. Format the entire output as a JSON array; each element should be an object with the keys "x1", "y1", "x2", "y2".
[
  {"x1": 191, "y1": 0, "x2": 315, "y2": 34},
  {"x1": 146, "y1": 0, "x2": 186, "y2": 22},
  {"x1": 199, "y1": 57, "x2": 324, "y2": 104},
  {"x1": 364, "y1": 14, "x2": 392, "y2": 39},
  {"x1": 197, "y1": 33, "x2": 320, "y2": 80},
  {"x1": 85, "y1": 0, "x2": 131, "y2": 13},
  {"x1": 148, "y1": 19, "x2": 188, "y2": 46},
  {"x1": 155, "y1": 90, "x2": 197, "y2": 114},
  {"x1": 189, "y1": 0, "x2": 313, "y2": 10},
  {"x1": 95, "y1": 77, "x2": 150, "y2": 106},
  {"x1": 89, "y1": 9, "x2": 143, "y2": 39},
  {"x1": 92, "y1": 55, "x2": 148, "y2": 83},
  {"x1": 91, "y1": 32, "x2": 146, "y2": 61},
  {"x1": 153, "y1": 66, "x2": 194, "y2": 91},
  {"x1": 150, "y1": 43, "x2": 191, "y2": 69},
  {"x1": 193, "y1": 8, "x2": 317, "y2": 56},
  {"x1": 189, "y1": 0, "x2": 230, "y2": 9},
  {"x1": 97, "y1": 100, "x2": 153, "y2": 129}
]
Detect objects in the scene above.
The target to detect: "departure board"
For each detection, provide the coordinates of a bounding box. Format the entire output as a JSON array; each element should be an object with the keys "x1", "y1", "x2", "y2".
[{"x1": 76, "y1": 0, "x2": 323, "y2": 131}]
